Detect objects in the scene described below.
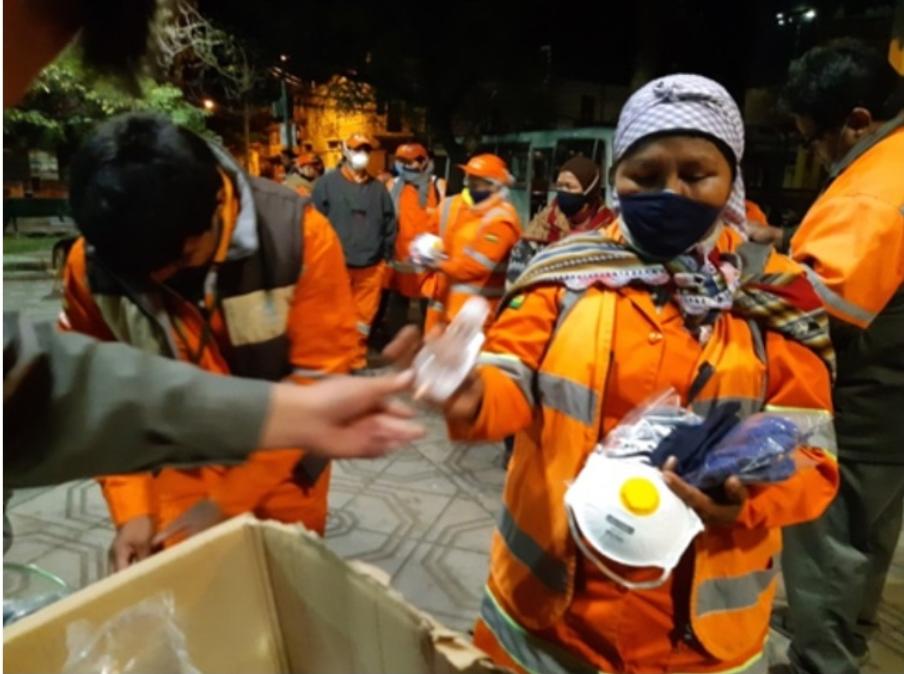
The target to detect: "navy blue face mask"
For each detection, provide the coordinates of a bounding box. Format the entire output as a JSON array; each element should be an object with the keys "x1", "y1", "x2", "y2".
[
  {"x1": 556, "y1": 191, "x2": 589, "y2": 218},
  {"x1": 469, "y1": 188, "x2": 494, "y2": 204},
  {"x1": 619, "y1": 191, "x2": 722, "y2": 262}
]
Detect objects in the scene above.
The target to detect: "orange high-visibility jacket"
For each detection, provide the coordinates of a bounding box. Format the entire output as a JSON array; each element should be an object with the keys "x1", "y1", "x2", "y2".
[
  {"x1": 386, "y1": 176, "x2": 444, "y2": 298},
  {"x1": 61, "y1": 187, "x2": 357, "y2": 535},
  {"x1": 791, "y1": 116, "x2": 904, "y2": 328},
  {"x1": 450, "y1": 225, "x2": 839, "y2": 673},
  {"x1": 425, "y1": 191, "x2": 521, "y2": 329}
]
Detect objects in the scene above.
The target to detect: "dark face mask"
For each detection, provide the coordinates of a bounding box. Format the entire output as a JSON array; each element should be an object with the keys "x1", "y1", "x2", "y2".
[
  {"x1": 619, "y1": 191, "x2": 722, "y2": 262},
  {"x1": 469, "y1": 188, "x2": 493, "y2": 204},
  {"x1": 556, "y1": 191, "x2": 589, "y2": 218}
]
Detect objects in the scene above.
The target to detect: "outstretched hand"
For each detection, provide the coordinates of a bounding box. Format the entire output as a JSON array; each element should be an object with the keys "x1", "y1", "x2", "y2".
[{"x1": 260, "y1": 370, "x2": 425, "y2": 459}]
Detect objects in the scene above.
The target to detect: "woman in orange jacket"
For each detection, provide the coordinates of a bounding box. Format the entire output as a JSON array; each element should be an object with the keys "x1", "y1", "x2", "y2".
[{"x1": 431, "y1": 75, "x2": 840, "y2": 673}]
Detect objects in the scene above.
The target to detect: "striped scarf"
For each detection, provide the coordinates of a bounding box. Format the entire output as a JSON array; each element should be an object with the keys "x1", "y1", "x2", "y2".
[{"x1": 506, "y1": 230, "x2": 836, "y2": 375}]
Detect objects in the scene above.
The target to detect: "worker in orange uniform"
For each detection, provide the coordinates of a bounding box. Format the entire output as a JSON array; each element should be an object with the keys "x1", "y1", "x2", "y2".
[
  {"x1": 395, "y1": 74, "x2": 840, "y2": 674},
  {"x1": 384, "y1": 143, "x2": 446, "y2": 327},
  {"x1": 313, "y1": 133, "x2": 396, "y2": 370},
  {"x1": 61, "y1": 113, "x2": 359, "y2": 571},
  {"x1": 773, "y1": 41, "x2": 904, "y2": 674},
  {"x1": 423, "y1": 154, "x2": 521, "y2": 331},
  {"x1": 284, "y1": 152, "x2": 324, "y2": 198}
]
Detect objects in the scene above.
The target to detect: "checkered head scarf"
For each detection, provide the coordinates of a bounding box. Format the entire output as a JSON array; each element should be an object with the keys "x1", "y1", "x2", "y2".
[{"x1": 614, "y1": 74, "x2": 747, "y2": 229}]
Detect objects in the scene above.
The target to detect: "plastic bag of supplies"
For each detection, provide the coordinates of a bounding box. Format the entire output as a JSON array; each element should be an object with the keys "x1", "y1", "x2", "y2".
[{"x1": 62, "y1": 594, "x2": 200, "y2": 674}]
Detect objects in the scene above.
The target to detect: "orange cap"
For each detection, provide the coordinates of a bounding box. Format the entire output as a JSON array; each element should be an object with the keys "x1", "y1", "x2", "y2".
[
  {"x1": 395, "y1": 143, "x2": 428, "y2": 161},
  {"x1": 459, "y1": 153, "x2": 512, "y2": 185},
  {"x1": 297, "y1": 152, "x2": 322, "y2": 167},
  {"x1": 345, "y1": 133, "x2": 377, "y2": 150}
]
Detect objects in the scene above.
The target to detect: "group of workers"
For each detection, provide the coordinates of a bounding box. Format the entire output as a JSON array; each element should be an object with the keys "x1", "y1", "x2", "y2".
[{"x1": 4, "y1": 1, "x2": 904, "y2": 673}]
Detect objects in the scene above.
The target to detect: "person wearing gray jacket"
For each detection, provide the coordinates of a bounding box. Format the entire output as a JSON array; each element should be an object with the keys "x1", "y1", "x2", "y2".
[{"x1": 312, "y1": 133, "x2": 396, "y2": 369}]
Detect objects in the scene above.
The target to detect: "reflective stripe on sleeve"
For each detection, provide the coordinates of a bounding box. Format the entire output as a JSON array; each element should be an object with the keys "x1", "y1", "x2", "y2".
[
  {"x1": 802, "y1": 265, "x2": 876, "y2": 326},
  {"x1": 478, "y1": 351, "x2": 536, "y2": 407},
  {"x1": 464, "y1": 247, "x2": 508, "y2": 273},
  {"x1": 537, "y1": 372, "x2": 598, "y2": 426},
  {"x1": 696, "y1": 555, "x2": 780, "y2": 617},
  {"x1": 450, "y1": 283, "x2": 505, "y2": 298}
]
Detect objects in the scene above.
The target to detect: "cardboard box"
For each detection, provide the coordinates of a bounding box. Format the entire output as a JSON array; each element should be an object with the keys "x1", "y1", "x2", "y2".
[{"x1": 4, "y1": 516, "x2": 506, "y2": 674}]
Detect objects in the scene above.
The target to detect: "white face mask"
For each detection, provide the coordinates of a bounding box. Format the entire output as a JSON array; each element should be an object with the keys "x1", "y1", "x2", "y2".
[
  {"x1": 347, "y1": 150, "x2": 370, "y2": 171},
  {"x1": 564, "y1": 452, "x2": 703, "y2": 590}
]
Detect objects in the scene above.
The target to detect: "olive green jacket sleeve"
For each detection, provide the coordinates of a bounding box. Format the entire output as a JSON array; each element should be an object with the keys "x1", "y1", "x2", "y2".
[{"x1": 3, "y1": 312, "x2": 271, "y2": 488}]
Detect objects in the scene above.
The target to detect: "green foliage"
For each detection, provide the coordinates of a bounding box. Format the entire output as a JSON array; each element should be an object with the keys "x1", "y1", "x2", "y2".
[{"x1": 3, "y1": 53, "x2": 211, "y2": 151}]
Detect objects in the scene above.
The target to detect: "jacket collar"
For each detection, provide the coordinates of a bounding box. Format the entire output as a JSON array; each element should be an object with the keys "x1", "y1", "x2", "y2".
[
  {"x1": 827, "y1": 112, "x2": 904, "y2": 184},
  {"x1": 206, "y1": 140, "x2": 258, "y2": 260}
]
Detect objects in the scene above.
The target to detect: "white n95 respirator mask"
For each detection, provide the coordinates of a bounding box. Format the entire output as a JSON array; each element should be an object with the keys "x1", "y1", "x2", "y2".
[{"x1": 564, "y1": 451, "x2": 704, "y2": 590}]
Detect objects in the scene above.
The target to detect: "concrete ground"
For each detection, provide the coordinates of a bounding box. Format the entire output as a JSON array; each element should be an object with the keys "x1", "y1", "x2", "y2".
[{"x1": 4, "y1": 274, "x2": 903, "y2": 672}]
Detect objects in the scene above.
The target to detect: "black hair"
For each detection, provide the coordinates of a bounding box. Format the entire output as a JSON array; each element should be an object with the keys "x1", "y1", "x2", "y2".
[
  {"x1": 782, "y1": 39, "x2": 900, "y2": 132},
  {"x1": 69, "y1": 113, "x2": 222, "y2": 278}
]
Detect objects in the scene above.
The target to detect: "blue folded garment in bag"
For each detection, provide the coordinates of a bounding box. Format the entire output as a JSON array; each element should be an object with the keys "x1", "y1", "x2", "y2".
[{"x1": 683, "y1": 415, "x2": 801, "y2": 490}]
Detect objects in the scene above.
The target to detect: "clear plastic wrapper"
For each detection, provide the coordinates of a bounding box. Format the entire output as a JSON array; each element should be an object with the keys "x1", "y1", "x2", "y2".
[
  {"x1": 600, "y1": 389, "x2": 703, "y2": 462},
  {"x1": 62, "y1": 594, "x2": 200, "y2": 674},
  {"x1": 3, "y1": 562, "x2": 71, "y2": 625},
  {"x1": 413, "y1": 297, "x2": 488, "y2": 403},
  {"x1": 683, "y1": 412, "x2": 819, "y2": 490},
  {"x1": 409, "y1": 233, "x2": 446, "y2": 269}
]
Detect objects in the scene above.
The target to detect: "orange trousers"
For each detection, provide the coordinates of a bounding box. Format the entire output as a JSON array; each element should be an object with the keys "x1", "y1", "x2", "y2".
[{"x1": 347, "y1": 262, "x2": 386, "y2": 369}]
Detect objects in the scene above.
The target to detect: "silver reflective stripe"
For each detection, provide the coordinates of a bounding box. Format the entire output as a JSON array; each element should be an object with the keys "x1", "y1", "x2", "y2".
[
  {"x1": 691, "y1": 397, "x2": 762, "y2": 420},
  {"x1": 465, "y1": 247, "x2": 507, "y2": 272},
  {"x1": 450, "y1": 283, "x2": 505, "y2": 298},
  {"x1": 356, "y1": 321, "x2": 371, "y2": 336},
  {"x1": 748, "y1": 320, "x2": 766, "y2": 363},
  {"x1": 439, "y1": 198, "x2": 454, "y2": 237},
  {"x1": 480, "y1": 590, "x2": 599, "y2": 674},
  {"x1": 802, "y1": 265, "x2": 876, "y2": 326},
  {"x1": 293, "y1": 367, "x2": 326, "y2": 380},
  {"x1": 478, "y1": 352, "x2": 536, "y2": 406},
  {"x1": 537, "y1": 372, "x2": 598, "y2": 426},
  {"x1": 764, "y1": 405, "x2": 836, "y2": 457},
  {"x1": 553, "y1": 289, "x2": 584, "y2": 335},
  {"x1": 390, "y1": 259, "x2": 419, "y2": 274},
  {"x1": 696, "y1": 555, "x2": 780, "y2": 617},
  {"x1": 498, "y1": 505, "x2": 568, "y2": 593}
]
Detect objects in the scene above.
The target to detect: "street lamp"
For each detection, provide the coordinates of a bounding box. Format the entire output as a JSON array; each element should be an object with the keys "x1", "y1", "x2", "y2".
[{"x1": 202, "y1": 98, "x2": 216, "y2": 111}]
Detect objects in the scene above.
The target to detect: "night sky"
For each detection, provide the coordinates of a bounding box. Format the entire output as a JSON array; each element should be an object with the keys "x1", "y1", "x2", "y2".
[{"x1": 202, "y1": 0, "x2": 896, "y2": 99}]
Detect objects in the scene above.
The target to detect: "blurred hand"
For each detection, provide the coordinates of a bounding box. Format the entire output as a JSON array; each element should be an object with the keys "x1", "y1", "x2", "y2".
[
  {"x1": 662, "y1": 456, "x2": 748, "y2": 527},
  {"x1": 260, "y1": 370, "x2": 425, "y2": 458},
  {"x1": 109, "y1": 515, "x2": 155, "y2": 572},
  {"x1": 151, "y1": 500, "x2": 225, "y2": 548},
  {"x1": 747, "y1": 224, "x2": 784, "y2": 246}
]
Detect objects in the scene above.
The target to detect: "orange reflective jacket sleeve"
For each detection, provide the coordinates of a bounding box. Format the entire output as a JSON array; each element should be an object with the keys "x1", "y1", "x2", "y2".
[
  {"x1": 285, "y1": 207, "x2": 358, "y2": 381},
  {"x1": 448, "y1": 286, "x2": 559, "y2": 441},
  {"x1": 98, "y1": 475, "x2": 156, "y2": 526},
  {"x1": 438, "y1": 217, "x2": 520, "y2": 283},
  {"x1": 61, "y1": 239, "x2": 157, "y2": 525},
  {"x1": 736, "y1": 332, "x2": 839, "y2": 530},
  {"x1": 207, "y1": 208, "x2": 356, "y2": 516},
  {"x1": 791, "y1": 194, "x2": 904, "y2": 328}
]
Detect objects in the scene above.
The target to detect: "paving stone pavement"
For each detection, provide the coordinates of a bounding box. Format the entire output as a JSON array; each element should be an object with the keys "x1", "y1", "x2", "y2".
[{"x1": 4, "y1": 276, "x2": 903, "y2": 672}]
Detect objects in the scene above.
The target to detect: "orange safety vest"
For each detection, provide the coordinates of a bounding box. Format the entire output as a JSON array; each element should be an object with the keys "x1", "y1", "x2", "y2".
[
  {"x1": 386, "y1": 176, "x2": 442, "y2": 298},
  {"x1": 425, "y1": 192, "x2": 521, "y2": 329},
  {"x1": 452, "y1": 226, "x2": 839, "y2": 672}
]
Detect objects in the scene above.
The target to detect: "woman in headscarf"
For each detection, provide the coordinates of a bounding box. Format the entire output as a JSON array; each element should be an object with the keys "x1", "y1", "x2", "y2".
[
  {"x1": 440, "y1": 75, "x2": 840, "y2": 673},
  {"x1": 506, "y1": 156, "x2": 615, "y2": 284}
]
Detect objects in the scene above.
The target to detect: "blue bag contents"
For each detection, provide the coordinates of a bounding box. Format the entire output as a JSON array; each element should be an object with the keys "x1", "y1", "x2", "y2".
[{"x1": 682, "y1": 414, "x2": 804, "y2": 490}]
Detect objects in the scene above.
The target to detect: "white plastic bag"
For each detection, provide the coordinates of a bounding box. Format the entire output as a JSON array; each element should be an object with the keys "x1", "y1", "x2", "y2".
[
  {"x1": 413, "y1": 297, "x2": 489, "y2": 403},
  {"x1": 62, "y1": 594, "x2": 200, "y2": 674}
]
